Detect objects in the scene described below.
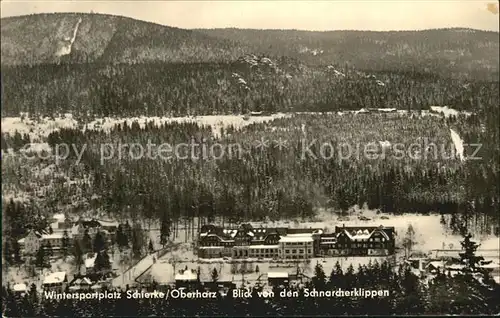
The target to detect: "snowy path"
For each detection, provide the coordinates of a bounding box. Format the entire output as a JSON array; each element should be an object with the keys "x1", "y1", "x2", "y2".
[
  {"x1": 56, "y1": 18, "x2": 82, "y2": 57},
  {"x1": 449, "y1": 128, "x2": 465, "y2": 161},
  {"x1": 111, "y1": 251, "x2": 161, "y2": 288}
]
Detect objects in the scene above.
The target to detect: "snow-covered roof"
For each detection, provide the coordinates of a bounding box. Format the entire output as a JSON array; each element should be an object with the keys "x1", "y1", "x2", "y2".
[
  {"x1": 268, "y1": 272, "x2": 289, "y2": 279},
  {"x1": 248, "y1": 245, "x2": 279, "y2": 249},
  {"x1": 321, "y1": 236, "x2": 336, "y2": 240},
  {"x1": 52, "y1": 213, "x2": 66, "y2": 221},
  {"x1": 342, "y1": 228, "x2": 390, "y2": 242},
  {"x1": 18, "y1": 230, "x2": 43, "y2": 243},
  {"x1": 85, "y1": 254, "x2": 98, "y2": 268},
  {"x1": 53, "y1": 213, "x2": 65, "y2": 221},
  {"x1": 43, "y1": 272, "x2": 67, "y2": 285},
  {"x1": 41, "y1": 233, "x2": 64, "y2": 240},
  {"x1": 98, "y1": 220, "x2": 119, "y2": 227},
  {"x1": 479, "y1": 262, "x2": 500, "y2": 269},
  {"x1": 285, "y1": 233, "x2": 313, "y2": 238},
  {"x1": 13, "y1": 283, "x2": 27, "y2": 292},
  {"x1": 175, "y1": 270, "x2": 198, "y2": 281},
  {"x1": 426, "y1": 261, "x2": 445, "y2": 269},
  {"x1": 279, "y1": 236, "x2": 313, "y2": 243},
  {"x1": 72, "y1": 277, "x2": 93, "y2": 286},
  {"x1": 221, "y1": 229, "x2": 238, "y2": 238},
  {"x1": 446, "y1": 264, "x2": 465, "y2": 270}
]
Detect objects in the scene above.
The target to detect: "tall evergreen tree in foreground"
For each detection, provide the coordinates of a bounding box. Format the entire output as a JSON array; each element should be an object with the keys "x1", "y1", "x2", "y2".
[
  {"x1": 312, "y1": 262, "x2": 326, "y2": 289},
  {"x1": 459, "y1": 233, "x2": 483, "y2": 275},
  {"x1": 73, "y1": 240, "x2": 84, "y2": 274}
]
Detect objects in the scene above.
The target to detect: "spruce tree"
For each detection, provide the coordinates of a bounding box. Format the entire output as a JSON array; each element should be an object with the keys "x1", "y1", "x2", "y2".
[
  {"x1": 459, "y1": 233, "x2": 483, "y2": 275},
  {"x1": 82, "y1": 229, "x2": 92, "y2": 254},
  {"x1": 160, "y1": 212, "x2": 171, "y2": 247},
  {"x1": 35, "y1": 246, "x2": 46, "y2": 268},
  {"x1": 93, "y1": 231, "x2": 106, "y2": 253},
  {"x1": 94, "y1": 251, "x2": 111, "y2": 273},
  {"x1": 73, "y1": 240, "x2": 84, "y2": 274},
  {"x1": 148, "y1": 239, "x2": 154, "y2": 254},
  {"x1": 211, "y1": 267, "x2": 219, "y2": 282},
  {"x1": 312, "y1": 262, "x2": 326, "y2": 289}
]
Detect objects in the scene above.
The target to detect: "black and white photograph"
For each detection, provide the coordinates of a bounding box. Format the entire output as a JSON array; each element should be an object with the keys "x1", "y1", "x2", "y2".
[{"x1": 1, "y1": 1, "x2": 499, "y2": 316}]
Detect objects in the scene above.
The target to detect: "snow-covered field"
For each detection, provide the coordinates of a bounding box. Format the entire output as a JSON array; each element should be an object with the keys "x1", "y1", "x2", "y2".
[
  {"x1": 430, "y1": 106, "x2": 472, "y2": 118},
  {"x1": 449, "y1": 128, "x2": 465, "y2": 161},
  {"x1": 1, "y1": 108, "x2": 473, "y2": 142},
  {"x1": 1, "y1": 113, "x2": 292, "y2": 140},
  {"x1": 248, "y1": 207, "x2": 498, "y2": 255}
]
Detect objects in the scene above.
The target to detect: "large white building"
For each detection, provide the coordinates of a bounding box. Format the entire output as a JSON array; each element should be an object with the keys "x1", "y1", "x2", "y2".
[
  {"x1": 197, "y1": 224, "x2": 322, "y2": 259},
  {"x1": 278, "y1": 234, "x2": 314, "y2": 260}
]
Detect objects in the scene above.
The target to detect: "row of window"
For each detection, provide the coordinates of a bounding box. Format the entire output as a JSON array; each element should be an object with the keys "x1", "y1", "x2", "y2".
[
  {"x1": 202, "y1": 242, "x2": 282, "y2": 247},
  {"x1": 282, "y1": 242, "x2": 312, "y2": 247},
  {"x1": 322, "y1": 243, "x2": 388, "y2": 249},
  {"x1": 284, "y1": 255, "x2": 309, "y2": 259},
  {"x1": 284, "y1": 249, "x2": 312, "y2": 254}
]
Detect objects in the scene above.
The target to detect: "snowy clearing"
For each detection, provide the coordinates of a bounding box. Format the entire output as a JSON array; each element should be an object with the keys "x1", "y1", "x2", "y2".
[
  {"x1": 449, "y1": 128, "x2": 465, "y2": 161},
  {"x1": 1, "y1": 108, "x2": 472, "y2": 142}
]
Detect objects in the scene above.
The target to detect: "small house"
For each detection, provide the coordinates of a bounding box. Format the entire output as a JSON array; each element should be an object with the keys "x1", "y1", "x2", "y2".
[
  {"x1": 98, "y1": 220, "x2": 119, "y2": 233},
  {"x1": 174, "y1": 269, "x2": 198, "y2": 289},
  {"x1": 426, "y1": 261, "x2": 446, "y2": 274},
  {"x1": 267, "y1": 272, "x2": 289, "y2": 287},
  {"x1": 42, "y1": 271, "x2": 68, "y2": 291},
  {"x1": 12, "y1": 283, "x2": 27, "y2": 296},
  {"x1": 50, "y1": 213, "x2": 72, "y2": 231},
  {"x1": 68, "y1": 276, "x2": 94, "y2": 291}
]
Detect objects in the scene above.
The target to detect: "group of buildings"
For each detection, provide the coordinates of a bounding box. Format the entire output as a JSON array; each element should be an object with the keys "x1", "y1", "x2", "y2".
[
  {"x1": 197, "y1": 223, "x2": 396, "y2": 259},
  {"x1": 406, "y1": 250, "x2": 500, "y2": 284},
  {"x1": 17, "y1": 213, "x2": 119, "y2": 257}
]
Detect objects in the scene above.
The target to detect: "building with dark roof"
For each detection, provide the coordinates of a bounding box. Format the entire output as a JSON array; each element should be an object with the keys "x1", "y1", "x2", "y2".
[
  {"x1": 197, "y1": 224, "x2": 323, "y2": 259},
  {"x1": 319, "y1": 225, "x2": 396, "y2": 256}
]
